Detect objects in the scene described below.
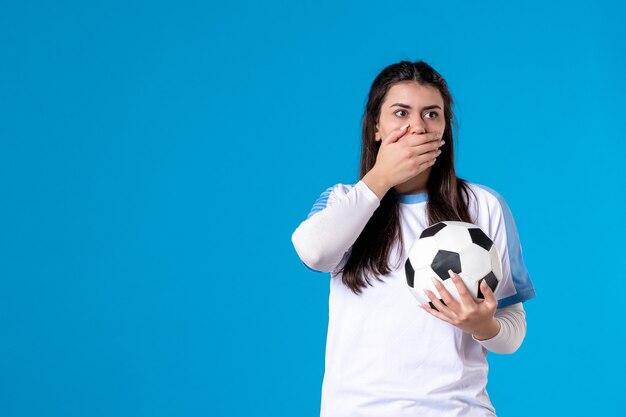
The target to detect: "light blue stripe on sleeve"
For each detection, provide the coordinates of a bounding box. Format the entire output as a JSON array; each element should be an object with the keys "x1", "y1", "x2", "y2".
[
  {"x1": 307, "y1": 185, "x2": 337, "y2": 219},
  {"x1": 476, "y1": 185, "x2": 537, "y2": 308}
]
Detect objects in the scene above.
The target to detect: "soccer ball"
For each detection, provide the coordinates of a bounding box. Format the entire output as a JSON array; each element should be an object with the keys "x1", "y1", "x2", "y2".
[{"x1": 405, "y1": 221, "x2": 502, "y2": 308}]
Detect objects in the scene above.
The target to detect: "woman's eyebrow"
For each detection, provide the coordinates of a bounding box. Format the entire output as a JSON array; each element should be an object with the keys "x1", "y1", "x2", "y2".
[{"x1": 390, "y1": 103, "x2": 442, "y2": 111}]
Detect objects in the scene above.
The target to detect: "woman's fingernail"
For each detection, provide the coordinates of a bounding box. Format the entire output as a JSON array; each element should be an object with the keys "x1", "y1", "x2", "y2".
[
  {"x1": 448, "y1": 269, "x2": 455, "y2": 278},
  {"x1": 401, "y1": 124, "x2": 409, "y2": 130}
]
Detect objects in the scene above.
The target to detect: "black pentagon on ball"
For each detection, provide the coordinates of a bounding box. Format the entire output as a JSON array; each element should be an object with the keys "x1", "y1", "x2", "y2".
[
  {"x1": 468, "y1": 228, "x2": 493, "y2": 251},
  {"x1": 419, "y1": 222, "x2": 447, "y2": 238},
  {"x1": 405, "y1": 258, "x2": 415, "y2": 287},
  {"x1": 476, "y1": 271, "x2": 499, "y2": 299},
  {"x1": 431, "y1": 250, "x2": 461, "y2": 280}
]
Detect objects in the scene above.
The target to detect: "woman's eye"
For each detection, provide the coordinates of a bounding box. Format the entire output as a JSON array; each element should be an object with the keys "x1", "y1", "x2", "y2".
[
  {"x1": 425, "y1": 111, "x2": 439, "y2": 119},
  {"x1": 394, "y1": 110, "x2": 407, "y2": 117}
]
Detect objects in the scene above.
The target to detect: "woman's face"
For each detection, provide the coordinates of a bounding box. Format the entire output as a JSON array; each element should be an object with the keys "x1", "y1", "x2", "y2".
[{"x1": 375, "y1": 81, "x2": 446, "y2": 142}]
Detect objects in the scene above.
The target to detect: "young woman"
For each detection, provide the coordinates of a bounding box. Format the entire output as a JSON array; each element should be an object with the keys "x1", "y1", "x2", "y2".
[{"x1": 291, "y1": 60, "x2": 536, "y2": 417}]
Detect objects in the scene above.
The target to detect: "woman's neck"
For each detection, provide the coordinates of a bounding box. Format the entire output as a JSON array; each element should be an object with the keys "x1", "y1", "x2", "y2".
[{"x1": 392, "y1": 169, "x2": 431, "y2": 194}]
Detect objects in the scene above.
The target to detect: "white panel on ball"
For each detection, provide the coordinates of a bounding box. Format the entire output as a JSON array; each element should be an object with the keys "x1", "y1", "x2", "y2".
[
  {"x1": 459, "y1": 244, "x2": 492, "y2": 283},
  {"x1": 432, "y1": 224, "x2": 472, "y2": 253},
  {"x1": 409, "y1": 267, "x2": 438, "y2": 304},
  {"x1": 407, "y1": 237, "x2": 439, "y2": 270}
]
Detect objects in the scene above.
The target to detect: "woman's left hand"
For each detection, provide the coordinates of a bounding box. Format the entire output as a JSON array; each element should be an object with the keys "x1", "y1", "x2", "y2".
[{"x1": 421, "y1": 270, "x2": 501, "y2": 340}]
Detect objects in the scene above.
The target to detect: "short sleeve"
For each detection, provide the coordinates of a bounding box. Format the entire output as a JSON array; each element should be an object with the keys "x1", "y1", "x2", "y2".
[{"x1": 475, "y1": 185, "x2": 537, "y2": 308}]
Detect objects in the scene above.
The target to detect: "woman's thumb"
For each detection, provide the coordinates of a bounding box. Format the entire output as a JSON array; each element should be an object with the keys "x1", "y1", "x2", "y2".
[{"x1": 383, "y1": 124, "x2": 409, "y2": 144}]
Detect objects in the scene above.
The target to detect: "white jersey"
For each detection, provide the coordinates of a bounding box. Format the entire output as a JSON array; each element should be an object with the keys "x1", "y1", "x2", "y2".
[{"x1": 291, "y1": 180, "x2": 536, "y2": 417}]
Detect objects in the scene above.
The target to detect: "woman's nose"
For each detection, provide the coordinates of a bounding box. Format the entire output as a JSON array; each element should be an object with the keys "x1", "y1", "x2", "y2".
[{"x1": 409, "y1": 120, "x2": 427, "y2": 135}]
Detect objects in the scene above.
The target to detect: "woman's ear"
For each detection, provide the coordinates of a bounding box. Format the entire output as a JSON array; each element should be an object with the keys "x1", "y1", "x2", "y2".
[{"x1": 375, "y1": 123, "x2": 380, "y2": 141}]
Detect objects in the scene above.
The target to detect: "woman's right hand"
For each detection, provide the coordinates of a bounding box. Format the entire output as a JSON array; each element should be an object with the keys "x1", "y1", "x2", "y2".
[{"x1": 364, "y1": 124, "x2": 444, "y2": 198}]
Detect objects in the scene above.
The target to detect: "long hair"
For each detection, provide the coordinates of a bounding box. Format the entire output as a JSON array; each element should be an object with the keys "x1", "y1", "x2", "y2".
[{"x1": 337, "y1": 60, "x2": 475, "y2": 295}]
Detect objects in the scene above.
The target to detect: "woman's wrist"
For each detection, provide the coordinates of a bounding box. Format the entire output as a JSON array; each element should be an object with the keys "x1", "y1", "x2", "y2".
[
  {"x1": 472, "y1": 318, "x2": 501, "y2": 341},
  {"x1": 362, "y1": 169, "x2": 391, "y2": 201}
]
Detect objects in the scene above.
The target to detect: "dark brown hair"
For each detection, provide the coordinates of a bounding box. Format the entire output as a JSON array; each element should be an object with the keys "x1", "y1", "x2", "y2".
[{"x1": 337, "y1": 60, "x2": 475, "y2": 295}]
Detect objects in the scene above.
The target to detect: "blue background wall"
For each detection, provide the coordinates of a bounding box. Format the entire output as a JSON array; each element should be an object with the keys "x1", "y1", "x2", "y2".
[{"x1": 1, "y1": 1, "x2": 624, "y2": 416}]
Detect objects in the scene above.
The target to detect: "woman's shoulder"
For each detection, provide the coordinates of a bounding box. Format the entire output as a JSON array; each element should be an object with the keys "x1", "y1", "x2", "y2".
[
  {"x1": 313, "y1": 182, "x2": 356, "y2": 198},
  {"x1": 462, "y1": 180, "x2": 511, "y2": 209},
  {"x1": 464, "y1": 180, "x2": 502, "y2": 198},
  {"x1": 306, "y1": 182, "x2": 359, "y2": 219},
  {"x1": 332, "y1": 182, "x2": 358, "y2": 194}
]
